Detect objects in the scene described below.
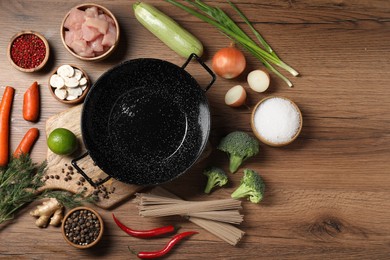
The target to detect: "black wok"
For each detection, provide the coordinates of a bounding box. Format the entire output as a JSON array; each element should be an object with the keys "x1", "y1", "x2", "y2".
[{"x1": 72, "y1": 54, "x2": 215, "y2": 187}]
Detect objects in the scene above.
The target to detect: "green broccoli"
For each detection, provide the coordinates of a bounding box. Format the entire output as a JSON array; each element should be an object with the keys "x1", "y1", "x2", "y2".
[
  {"x1": 203, "y1": 167, "x2": 228, "y2": 194},
  {"x1": 217, "y1": 131, "x2": 260, "y2": 173},
  {"x1": 231, "y1": 169, "x2": 265, "y2": 203}
]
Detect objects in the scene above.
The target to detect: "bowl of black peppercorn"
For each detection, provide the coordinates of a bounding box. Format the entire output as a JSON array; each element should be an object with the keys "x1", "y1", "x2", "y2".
[{"x1": 61, "y1": 207, "x2": 104, "y2": 249}]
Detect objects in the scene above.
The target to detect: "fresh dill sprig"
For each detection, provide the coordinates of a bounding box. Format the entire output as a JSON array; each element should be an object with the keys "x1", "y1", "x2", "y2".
[
  {"x1": 0, "y1": 155, "x2": 92, "y2": 225},
  {"x1": 0, "y1": 156, "x2": 45, "y2": 224}
]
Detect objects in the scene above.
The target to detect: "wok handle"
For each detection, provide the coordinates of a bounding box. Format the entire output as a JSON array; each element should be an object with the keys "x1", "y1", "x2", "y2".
[
  {"x1": 181, "y1": 53, "x2": 216, "y2": 92},
  {"x1": 71, "y1": 152, "x2": 111, "y2": 188}
]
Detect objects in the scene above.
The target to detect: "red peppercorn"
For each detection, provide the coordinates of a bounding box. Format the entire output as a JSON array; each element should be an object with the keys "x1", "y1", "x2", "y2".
[{"x1": 10, "y1": 34, "x2": 46, "y2": 69}]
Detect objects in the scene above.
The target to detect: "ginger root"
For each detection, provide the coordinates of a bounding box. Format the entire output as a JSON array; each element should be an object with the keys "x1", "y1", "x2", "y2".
[{"x1": 30, "y1": 198, "x2": 64, "y2": 228}]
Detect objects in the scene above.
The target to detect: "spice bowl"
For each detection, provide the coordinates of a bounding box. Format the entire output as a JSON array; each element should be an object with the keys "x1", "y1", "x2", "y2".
[
  {"x1": 61, "y1": 3, "x2": 120, "y2": 61},
  {"x1": 251, "y1": 96, "x2": 303, "y2": 147},
  {"x1": 61, "y1": 206, "x2": 104, "y2": 249},
  {"x1": 7, "y1": 31, "x2": 50, "y2": 72},
  {"x1": 48, "y1": 64, "x2": 91, "y2": 105}
]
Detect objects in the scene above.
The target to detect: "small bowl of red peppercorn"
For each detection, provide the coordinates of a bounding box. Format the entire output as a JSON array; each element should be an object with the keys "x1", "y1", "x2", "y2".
[
  {"x1": 61, "y1": 206, "x2": 104, "y2": 249},
  {"x1": 7, "y1": 31, "x2": 50, "y2": 73}
]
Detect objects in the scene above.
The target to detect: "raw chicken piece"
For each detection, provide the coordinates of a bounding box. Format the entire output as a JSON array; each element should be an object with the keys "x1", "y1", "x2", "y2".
[
  {"x1": 70, "y1": 39, "x2": 94, "y2": 57},
  {"x1": 95, "y1": 45, "x2": 111, "y2": 57},
  {"x1": 89, "y1": 36, "x2": 104, "y2": 52},
  {"x1": 102, "y1": 22, "x2": 117, "y2": 46},
  {"x1": 85, "y1": 6, "x2": 98, "y2": 18},
  {"x1": 81, "y1": 23, "x2": 100, "y2": 41},
  {"x1": 84, "y1": 17, "x2": 109, "y2": 34},
  {"x1": 73, "y1": 29, "x2": 83, "y2": 40},
  {"x1": 78, "y1": 51, "x2": 95, "y2": 58},
  {"x1": 64, "y1": 31, "x2": 74, "y2": 47},
  {"x1": 99, "y1": 13, "x2": 115, "y2": 25},
  {"x1": 70, "y1": 39, "x2": 87, "y2": 54},
  {"x1": 64, "y1": 29, "x2": 83, "y2": 46},
  {"x1": 64, "y1": 8, "x2": 85, "y2": 30}
]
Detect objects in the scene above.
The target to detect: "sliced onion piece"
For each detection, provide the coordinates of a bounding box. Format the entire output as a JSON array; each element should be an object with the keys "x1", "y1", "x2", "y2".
[
  {"x1": 247, "y1": 69, "x2": 270, "y2": 92},
  {"x1": 225, "y1": 85, "x2": 247, "y2": 107}
]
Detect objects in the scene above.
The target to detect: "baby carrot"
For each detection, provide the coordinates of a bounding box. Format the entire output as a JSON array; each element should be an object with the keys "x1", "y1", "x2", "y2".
[
  {"x1": 0, "y1": 86, "x2": 15, "y2": 167},
  {"x1": 23, "y1": 81, "x2": 40, "y2": 122},
  {"x1": 13, "y1": 128, "x2": 39, "y2": 158}
]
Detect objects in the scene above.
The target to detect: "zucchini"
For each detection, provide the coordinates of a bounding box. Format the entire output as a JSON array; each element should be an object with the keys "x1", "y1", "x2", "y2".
[{"x1": 133, "y1": 2, "x2": 203, "y2": 58}]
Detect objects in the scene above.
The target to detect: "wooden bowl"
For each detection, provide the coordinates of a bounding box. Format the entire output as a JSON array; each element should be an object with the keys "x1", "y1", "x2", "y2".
[
  {"x1": 61, "y1": 3, "x2": 120, "y2": 61},
  {"x1": 48, "y1": 64, "x2": 91, "y2": 105},
  {"x1": 251, "y1": 96, "x2": 303, "y2": 147},
  {"x1": 7, "y1": 31, "x2": 50, "y2": 72},
  {"x1": 61, "y1": 207, "x2": 104, "y2": 249}
]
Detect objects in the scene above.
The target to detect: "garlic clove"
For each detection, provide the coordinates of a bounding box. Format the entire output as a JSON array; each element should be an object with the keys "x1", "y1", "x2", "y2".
[
  {"x1": 67, "y1": 87, "x2": 83, "y2": 97},
  {"x1": 57, "y1": 64, "x2": 74, "y2": 78},
  {"x1": 66, "y1": 95, "x2": 78, "y2": 101},
  {"x1": 79, "y1": 77, "x2": 88, "y2": 86},
  {"x1": 74, "y1": 69, "x2": 83, "y2": 81},
  {"x1": 65, "y1": 77, "x2": 80, "y2": 88},
  {"x1": 54, "y1": 88, "x2": 68, "y2": 100},
  {"x1": 50, "y1": 74, "x2": 65, "y2": 89}
]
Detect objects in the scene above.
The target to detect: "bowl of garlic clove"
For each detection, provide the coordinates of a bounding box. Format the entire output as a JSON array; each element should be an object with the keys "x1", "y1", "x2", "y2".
[{"x1": 48, "y1": 64, "x2": 91, "y2": 105}]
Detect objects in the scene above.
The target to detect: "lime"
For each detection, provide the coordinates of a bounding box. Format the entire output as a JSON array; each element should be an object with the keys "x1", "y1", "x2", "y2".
[{"x1": 47, "y1": 128, "x2": 78, "y2": 155}]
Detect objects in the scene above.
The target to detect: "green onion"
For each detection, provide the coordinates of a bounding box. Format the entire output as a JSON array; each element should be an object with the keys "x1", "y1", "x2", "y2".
[
  {"x1": 166, "y1": 0, "x2": 299, "y2": 87},
  {"x1": 227, "y1": 1, "x2": 277, "y2": 58}
]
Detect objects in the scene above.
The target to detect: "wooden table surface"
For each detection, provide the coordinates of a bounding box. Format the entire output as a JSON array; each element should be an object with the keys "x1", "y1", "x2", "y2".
[{"x1": 1, "y1": 0, "x2": 390, "y2": 259}]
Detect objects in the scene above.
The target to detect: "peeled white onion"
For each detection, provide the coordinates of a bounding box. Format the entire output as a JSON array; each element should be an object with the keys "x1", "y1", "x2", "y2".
[
  {"x1": 225, "y1": 85, "x2": 247, "y2": 107},
  {"x1": 247, "y1": 69, "x2": 270, "y2": 92}
]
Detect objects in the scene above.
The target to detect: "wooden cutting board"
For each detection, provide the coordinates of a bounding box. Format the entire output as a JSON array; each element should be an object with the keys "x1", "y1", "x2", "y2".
[
  {"x1": 42, "y1": 104, "x2": 142, "y2": 209},
  {"x1": 42, "y1": 104, "x2": 211, "y2": 209}
]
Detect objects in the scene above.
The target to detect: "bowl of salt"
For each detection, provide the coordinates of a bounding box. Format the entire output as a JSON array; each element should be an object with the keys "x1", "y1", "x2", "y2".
[{"x1": 251, "y1": 96, "x2": 302, "y2": 147}]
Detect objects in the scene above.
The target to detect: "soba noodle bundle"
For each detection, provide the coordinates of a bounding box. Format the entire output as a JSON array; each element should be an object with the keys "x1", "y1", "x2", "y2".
[{"x1": 135, "y1": 187, "x2": 245, "y2": 245}]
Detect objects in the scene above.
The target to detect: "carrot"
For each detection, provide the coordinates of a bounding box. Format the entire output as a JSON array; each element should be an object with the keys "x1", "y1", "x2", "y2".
[
  {"x1": 23, "y1": 81, "x2": 40, "y2": 122},
  {"x1": 0, "y1": 86, "x2": 15, "y2": 167},
  {"x1": 13, "y1": 128, "x2": 40, "y2": 158}
]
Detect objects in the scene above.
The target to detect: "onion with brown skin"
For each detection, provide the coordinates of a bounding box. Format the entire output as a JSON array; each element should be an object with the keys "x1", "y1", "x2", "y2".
[{"x1": 212, "y1": 45, "x2": 246, "y2": 79}]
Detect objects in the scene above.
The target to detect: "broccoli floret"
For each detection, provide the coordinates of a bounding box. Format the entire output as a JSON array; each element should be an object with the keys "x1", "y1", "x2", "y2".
[
  {"x1": 217, "y1": 131, "x2": 260, "y2": 173},
  {"x1": 203, "y1": 167, "x2": 228, "y2": 194},
  {"x1": 231, "y1": 169, "x2": 265, "y2": 203}
]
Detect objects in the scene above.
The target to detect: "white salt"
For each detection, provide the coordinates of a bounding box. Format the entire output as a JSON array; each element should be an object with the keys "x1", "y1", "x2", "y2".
[{"x1": 254, "y1": 97, "x2": 301, "y2": 144}]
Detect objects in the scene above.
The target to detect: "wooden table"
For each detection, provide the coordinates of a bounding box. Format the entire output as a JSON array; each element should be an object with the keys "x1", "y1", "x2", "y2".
[{"x1": 1, "y1": 0, "x2": 390, "y2": 259}]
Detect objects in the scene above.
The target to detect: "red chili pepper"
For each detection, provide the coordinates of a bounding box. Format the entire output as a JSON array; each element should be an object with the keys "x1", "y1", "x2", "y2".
[
  {"x1": 112, "y1": 213, "x2": 177, "y2": 238},
  {"x1": 129, "y1": 231, "x2": 198, "y2": 259}
]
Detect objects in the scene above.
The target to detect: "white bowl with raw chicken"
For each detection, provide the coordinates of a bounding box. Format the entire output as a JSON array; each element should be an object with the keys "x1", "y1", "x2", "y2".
[{"x1": 61, "y1": 3, "x2": 119, "y2": 61}]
